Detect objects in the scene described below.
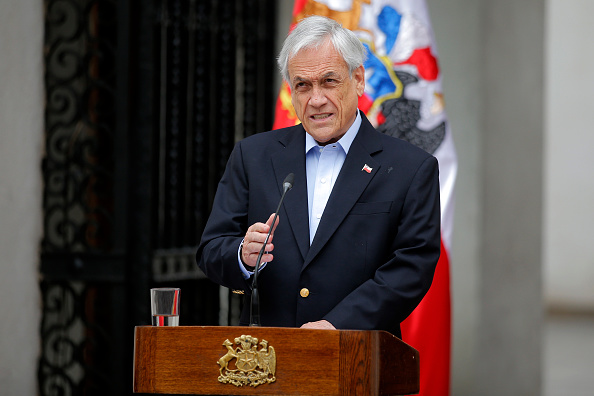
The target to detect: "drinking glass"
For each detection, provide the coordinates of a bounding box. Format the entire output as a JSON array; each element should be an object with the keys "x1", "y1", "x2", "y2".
[{"x1": 150, "y1": 288, "x2": 180, "y2": 326}]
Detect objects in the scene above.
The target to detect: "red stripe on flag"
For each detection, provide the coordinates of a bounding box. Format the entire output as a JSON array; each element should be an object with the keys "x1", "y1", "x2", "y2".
[
  {"x1": 292, "y1": 0, "x2": 308, "y2": 16},
  {"x1": 401, "y1": 240, "x2": 451, "y2": 395}
]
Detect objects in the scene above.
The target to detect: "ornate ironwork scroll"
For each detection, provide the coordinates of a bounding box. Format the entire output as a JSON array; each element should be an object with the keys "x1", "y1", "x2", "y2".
[
  {"x1": 40, "y1": 0, "x2": 121, "y2": 394},
  {"x1": 38, "y1": 281, "x2": 117, "y2": 396},
  {"x1": 43, "y1": 0, "x2": 117, "y2": 254}
]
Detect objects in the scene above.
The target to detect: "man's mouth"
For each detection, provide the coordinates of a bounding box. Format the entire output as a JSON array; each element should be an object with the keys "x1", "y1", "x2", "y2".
[{"x1": 311, "y1": 113, "x2": 331, "y2": 120}]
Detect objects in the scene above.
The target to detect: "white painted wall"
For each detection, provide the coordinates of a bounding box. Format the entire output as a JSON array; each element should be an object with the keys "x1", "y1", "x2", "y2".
[
  {"x1": 544, "y1": 0, "x2": 594, "y2": 312},
  {"x1": 425, "y1": 0, "x2": 483, "y2": 392},
  {"x1": 430, "y1": 0, "x2": 545, "y2": 393},
  {"x1": 0, "y1": 0, "x2": 44, "y2": 394}
]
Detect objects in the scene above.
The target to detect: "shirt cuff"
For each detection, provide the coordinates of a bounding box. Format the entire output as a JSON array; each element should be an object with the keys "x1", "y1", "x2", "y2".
[{"x1": 237, "y1": 239, "x2": 266, "y2": 279}]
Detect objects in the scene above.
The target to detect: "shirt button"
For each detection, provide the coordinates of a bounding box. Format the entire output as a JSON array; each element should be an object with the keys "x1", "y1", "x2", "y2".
[
  {"x1": 321, "y1": 178, "x2": 326, "y2": 184},
  {"x1": 300, "y1": 288, "x2": 310, "y2": 298}
]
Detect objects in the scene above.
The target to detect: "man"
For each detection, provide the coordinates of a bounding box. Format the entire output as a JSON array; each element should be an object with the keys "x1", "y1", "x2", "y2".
[{"x1": 196, "y1": 15, "x2": 440, "y2": 336}]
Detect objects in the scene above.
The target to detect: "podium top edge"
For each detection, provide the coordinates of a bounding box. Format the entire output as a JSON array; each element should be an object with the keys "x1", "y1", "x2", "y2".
[{"x1": 133, "y1": 325, "x2": 398, "y2": 338}]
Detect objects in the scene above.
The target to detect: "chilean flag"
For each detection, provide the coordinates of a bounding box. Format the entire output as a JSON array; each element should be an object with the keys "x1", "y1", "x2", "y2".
[{"x1": 273, "y1": 1, "x2": 457, "y2": 395}]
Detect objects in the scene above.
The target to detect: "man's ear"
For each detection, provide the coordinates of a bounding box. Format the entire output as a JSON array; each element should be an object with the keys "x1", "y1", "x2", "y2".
[{"x1": 353, "y1": 65, "x2": 365, "y2": 97}]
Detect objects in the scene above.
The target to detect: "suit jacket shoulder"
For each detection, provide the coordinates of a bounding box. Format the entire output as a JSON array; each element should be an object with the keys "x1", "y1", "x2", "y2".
[{"x1": 236, "y1": 124, "x2": 305, "y2": 153}]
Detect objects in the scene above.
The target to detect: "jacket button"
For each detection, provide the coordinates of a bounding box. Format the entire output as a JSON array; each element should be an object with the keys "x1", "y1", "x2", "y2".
[{"x1": 300, "y1": 288, "x2": 310, "y2": 298}]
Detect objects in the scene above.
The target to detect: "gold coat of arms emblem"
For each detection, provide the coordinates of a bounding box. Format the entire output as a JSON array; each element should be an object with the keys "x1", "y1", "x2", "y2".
[{"x1": 217, "y1": 335, "x2": 276, "y2": 387}]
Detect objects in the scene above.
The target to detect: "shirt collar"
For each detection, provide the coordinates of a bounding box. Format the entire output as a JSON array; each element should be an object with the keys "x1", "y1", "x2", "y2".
[{"x1": 305, "y1": 110, "x2": 362, "y2": 154}]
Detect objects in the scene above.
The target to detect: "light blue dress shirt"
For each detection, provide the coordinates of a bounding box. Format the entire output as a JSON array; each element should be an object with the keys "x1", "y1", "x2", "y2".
[
  {"x1": 305, "y1": 111, "x2": 361, "y2": 244},
  {"x1": 239, "y1": 110, "x2": 362, "y2": 278}
]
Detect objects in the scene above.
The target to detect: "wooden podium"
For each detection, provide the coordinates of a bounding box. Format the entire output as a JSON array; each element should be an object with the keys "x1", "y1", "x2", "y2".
[{"x1": 133, "y1": 326, "x2": 419, "y2": 395}]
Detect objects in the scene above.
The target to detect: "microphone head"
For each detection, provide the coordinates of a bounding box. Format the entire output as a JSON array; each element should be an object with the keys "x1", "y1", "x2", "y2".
[{"x1": 283, "y1": 173, "x2": 294, "y2": 192}]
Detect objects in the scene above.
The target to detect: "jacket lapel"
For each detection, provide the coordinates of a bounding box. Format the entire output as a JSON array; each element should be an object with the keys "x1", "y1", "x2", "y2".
[
  {"x1": 303, "y1": 117, "x2": 383, "y2": 268},
  {"x1": 270, "y1": 125, "x2": 310, "y2": 261}
]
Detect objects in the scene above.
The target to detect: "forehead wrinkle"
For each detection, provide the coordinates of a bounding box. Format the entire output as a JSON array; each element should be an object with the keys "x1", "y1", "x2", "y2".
[
  {"x1": 292, "y1": 71, "x2": 341, "y2": 85},
  {"x1": 321, "y1": 71, "x2": 340, "y2": 79},
  {"x1": 292, "y1": 75, "x2": 307, "y2": 84}
]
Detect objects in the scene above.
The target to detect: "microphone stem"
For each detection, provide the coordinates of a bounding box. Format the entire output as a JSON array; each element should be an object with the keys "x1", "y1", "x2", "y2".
[{"x1": 250, "y1": 187, "x2": 289, "y2": 327}]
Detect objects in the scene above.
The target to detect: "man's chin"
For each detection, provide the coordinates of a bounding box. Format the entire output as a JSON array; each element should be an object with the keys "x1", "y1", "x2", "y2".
[
  {"x1": 311, "y1": 134, "x2": 335, "y2": 145},
  {"x1": 303, "y1": 126, "x2": 335, "y2": 143}
]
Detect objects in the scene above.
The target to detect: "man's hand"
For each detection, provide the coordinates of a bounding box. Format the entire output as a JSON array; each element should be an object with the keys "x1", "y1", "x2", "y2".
[
  {"x1": 241, "y1": 213, "x2": 279, "y2": 268},
  {"x1": 300, "y1": 320, "x2": 336, "y2": 330}
]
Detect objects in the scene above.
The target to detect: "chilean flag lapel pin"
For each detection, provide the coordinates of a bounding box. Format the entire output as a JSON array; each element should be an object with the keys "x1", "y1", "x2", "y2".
[{"x1": 362, "y1": 164, "x2": 373, "y2": 173}]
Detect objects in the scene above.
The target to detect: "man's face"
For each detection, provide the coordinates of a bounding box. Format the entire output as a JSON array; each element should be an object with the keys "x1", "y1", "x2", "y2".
[{"x1": 288, "y1": 41, "x2": 365, "y2": 145}]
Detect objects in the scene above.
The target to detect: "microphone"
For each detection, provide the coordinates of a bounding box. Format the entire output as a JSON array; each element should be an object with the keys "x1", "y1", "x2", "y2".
[{"x1": 249, "y1": 173, "x2": 294, "y2": 326}]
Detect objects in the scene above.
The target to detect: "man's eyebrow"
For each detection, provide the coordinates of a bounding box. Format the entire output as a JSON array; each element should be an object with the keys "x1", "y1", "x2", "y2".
[
  {"x1": 321, "y1": 71, "x2": 339, "y2": 79},
  {"x1": 291, "y1": 72, "x2": 340, "y2": 84}
]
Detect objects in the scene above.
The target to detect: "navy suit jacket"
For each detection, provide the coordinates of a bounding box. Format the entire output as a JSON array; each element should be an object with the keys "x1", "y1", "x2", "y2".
[{"x1": 196, "y1": 114, "x2": 441, "y2": 337}]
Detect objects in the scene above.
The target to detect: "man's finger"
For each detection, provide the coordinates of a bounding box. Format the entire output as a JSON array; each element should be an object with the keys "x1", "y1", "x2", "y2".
[
  {"x1": 265, "y1": 213, "x2": 280, "y2": 231},
  {"x1": 300, "y1": 320, "x2": 336, "y2": 330}
]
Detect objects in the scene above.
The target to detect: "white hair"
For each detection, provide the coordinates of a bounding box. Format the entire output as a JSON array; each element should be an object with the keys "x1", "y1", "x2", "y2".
[{"x1": 277, "y1": 15, "x2": 367, "y2": 82}]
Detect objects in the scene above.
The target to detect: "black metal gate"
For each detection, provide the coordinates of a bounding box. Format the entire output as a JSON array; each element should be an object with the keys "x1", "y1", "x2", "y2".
[{"x1": 39, "y1": 0, "x2": 277, "y2": 394}]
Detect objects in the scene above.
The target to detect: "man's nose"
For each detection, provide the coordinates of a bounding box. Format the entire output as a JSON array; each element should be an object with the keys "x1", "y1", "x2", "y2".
[{"x1": 309, "y1": 86, "x2": 327, "y2": 106}]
